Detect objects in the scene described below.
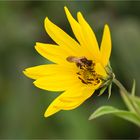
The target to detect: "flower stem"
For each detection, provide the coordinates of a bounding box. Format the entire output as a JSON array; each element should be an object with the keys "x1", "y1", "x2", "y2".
[
  {"x1": 113, "y1": 78, "x2": 140, "y2": 114},
  {"x1": 113, "y1": 79, "x2": 128, "y2": 94}
]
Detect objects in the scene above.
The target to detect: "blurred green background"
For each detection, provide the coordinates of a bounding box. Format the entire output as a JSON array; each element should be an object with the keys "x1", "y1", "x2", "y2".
[{"x1": 0, "y1": 1, "x2": 140, "y2": 139}]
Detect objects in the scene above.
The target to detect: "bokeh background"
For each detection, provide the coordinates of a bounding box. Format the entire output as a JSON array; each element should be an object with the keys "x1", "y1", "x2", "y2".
[{"x1": 0, "y1": 1, "x2": 140, "y2": 139}]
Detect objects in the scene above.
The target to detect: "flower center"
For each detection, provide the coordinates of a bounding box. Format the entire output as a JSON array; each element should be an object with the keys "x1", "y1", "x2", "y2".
[{"x1": 66, "y1": 56, "x2": 101, "y2": 85}]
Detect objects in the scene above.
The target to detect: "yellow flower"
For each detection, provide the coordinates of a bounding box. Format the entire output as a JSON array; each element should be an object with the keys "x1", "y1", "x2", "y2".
[{"x1": 23, "y1": 7, "x2": 112, "y2": 117}]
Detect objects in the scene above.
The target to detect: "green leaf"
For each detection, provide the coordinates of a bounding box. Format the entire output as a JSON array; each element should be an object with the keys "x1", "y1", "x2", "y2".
[
  {"x1": 120, "y1": 90, "x2": 136, "y2": 112},
  {"x1": 108, "y1": 83, "x2": 112, "y2": 99},
  {"x1": 89, "y1": 106, "x2": 140, "y2": 127},
  {"x1": 130, "y1": 95, "x2": 140, "y2": 107},
  {"x1": 98, "y1": 86, "x2": 107, "y2": 96},
  {"x1": 128, "y1": 94, "x2": 140, "y2": 115},
  {"x1": 131, "y1": 79, "x2": 136, "y2": 96}
]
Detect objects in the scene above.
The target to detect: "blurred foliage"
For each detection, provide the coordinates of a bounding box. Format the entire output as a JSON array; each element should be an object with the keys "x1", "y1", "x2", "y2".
[{"x1": 0, "y1": 1, "x2": 140, "y2": 139}]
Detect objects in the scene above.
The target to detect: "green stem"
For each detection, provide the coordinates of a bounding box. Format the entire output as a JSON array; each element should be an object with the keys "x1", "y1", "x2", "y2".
[
  {"x1": 113, "y1": 78, "x2": 128, "y2": 94},
  {"x1": 113, "y1": 78, "x2": 140, "y2": 114}
]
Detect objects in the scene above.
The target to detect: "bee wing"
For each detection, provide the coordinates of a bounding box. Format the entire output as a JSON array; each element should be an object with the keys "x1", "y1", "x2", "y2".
[{"x1": 66, "y1": 56, "x2": 76, "y2": 62}]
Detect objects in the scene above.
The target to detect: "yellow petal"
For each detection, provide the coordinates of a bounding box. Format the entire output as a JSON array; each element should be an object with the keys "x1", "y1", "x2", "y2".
[
  {"x1": 64, "y1": 7, "x2": 93, "y2": 59},
  {"x1": 44, "y1": 17, "x2": 80, "y2": 55},
  {"x1": 77, "y1": 12, "x2": 100, "y2": 61},
  {"x1": 95, "y1": 63, "x2": 107, "y2": 77},
  {"x1": 33, "y1": 73, "x2": 79, "y2": 92},
  {"x1": 44, "y1": 85, "x2": 95, "y2": 117},
  {"x1": 35, "y1": 42, "x2": 76, "y2": 65},
  {"x1": 100, "y1": 25, "x2": 111, "y2": 66},
  {"x1": 64, "y1": 7, "x2": 84, "y2": 46},
  {"x1": 23, "y1": 64, "x2": 76, "y2": 80}
]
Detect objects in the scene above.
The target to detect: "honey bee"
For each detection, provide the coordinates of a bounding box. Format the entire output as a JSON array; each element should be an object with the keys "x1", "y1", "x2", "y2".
[{"x1": 66, "y1": 56, "x2": 92, "y2": 68}]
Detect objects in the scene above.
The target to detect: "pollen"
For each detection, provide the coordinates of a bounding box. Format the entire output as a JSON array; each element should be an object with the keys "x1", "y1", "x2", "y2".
[
  {"x1": 77, "y1": 63, "x2": 101, "y2": 85},
  {"x1": 67, "y1": 56, "x2": 101, "y2": 85}
]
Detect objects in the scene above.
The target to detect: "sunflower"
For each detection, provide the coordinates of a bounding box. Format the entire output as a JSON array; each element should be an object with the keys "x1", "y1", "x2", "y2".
[{"x1": 23, "y1": 7, "x2": 113, "y2": 117}]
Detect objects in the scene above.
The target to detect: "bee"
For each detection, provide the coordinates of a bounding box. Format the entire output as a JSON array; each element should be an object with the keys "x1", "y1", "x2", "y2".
[{"x1": 66, "y1": 56, "x2": 93, "y2": 68}]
